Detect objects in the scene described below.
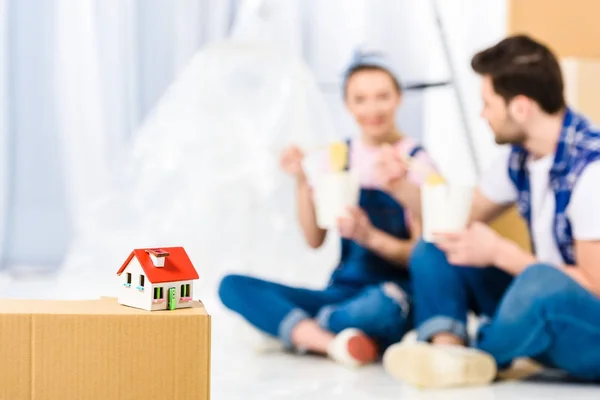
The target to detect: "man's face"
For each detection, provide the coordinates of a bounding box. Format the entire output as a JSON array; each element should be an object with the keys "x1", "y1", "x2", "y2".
[{"x1": 480, "y1": 76, "x2": 526, "y2": 145}]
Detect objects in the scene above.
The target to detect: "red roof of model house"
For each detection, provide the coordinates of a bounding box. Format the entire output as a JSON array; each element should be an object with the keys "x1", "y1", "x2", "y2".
[{"x1": 116, "y1": 247, "x2": 199, "y2": 284}]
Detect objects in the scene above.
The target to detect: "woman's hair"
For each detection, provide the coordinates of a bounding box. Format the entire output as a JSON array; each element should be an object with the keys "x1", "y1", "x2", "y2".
[
  {"x1": 471, "y1": 35, "x2": 565, "y2": 114},
  {"x1": 342, "y1": 51, "x2": 402, "y2": 98}
]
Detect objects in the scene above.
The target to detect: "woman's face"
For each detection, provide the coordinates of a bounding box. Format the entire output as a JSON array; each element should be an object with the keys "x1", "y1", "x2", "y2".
[{"x1": 345, "y1": 69, "x2": 402, "y2": 139}]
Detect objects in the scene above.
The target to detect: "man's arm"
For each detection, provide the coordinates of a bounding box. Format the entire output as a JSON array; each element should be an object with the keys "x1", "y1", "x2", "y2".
[
  {"x1": 563, "y1": 241, "x2": 600, "y2": 297},
  {"x1": 366, "y1": 213, "x2": 422, "y2": 266},
  {"x1": 435, "y1": 221, "x2": 535, "y2": 274},
  {"x1": 394, "y1": 175, "x2": 514, "y2": 223},
  {"x1": 470, "y1": 148, "x2": 518, "y2": 224},
  {"x1": 493, "y1": 160, "x2": 600, "y2": 285},
  {"x1": 489, "y1": 237, "x2": 600, "y2": 297},
  {"x1": 494, "y1": 238, "x2": 600, "y2": 296},
  {"x1": 491, "y1": 235, "x2": 536, "y2": 275},
  {"x1": 469, "y1": 188, "x2": 514, "y2": 224},
  {"x1": 391, "y1": 173, "x2": 514, "y2": 223},
  {"x1": 559, "y1": 161, "x2": 600, "y2": 295}
]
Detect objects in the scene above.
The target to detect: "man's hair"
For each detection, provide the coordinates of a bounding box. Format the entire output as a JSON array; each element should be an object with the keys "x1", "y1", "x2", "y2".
[{"x1": 471, "y1": 35, "x2": 565, "y2": 114}]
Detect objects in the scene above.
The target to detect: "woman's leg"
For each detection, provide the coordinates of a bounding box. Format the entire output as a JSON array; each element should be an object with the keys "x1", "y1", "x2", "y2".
[
  {"x1": 218, "y1": 274, "x2": 350, "y2": 352},
  {"x1": 317, "y1": 282, "x2": 412, "y2": 351}
]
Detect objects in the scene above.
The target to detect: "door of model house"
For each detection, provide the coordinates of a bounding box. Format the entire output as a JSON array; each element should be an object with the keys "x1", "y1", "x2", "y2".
[{"x1": 167, "y1": 287, "x2": 177, "y2": 310}]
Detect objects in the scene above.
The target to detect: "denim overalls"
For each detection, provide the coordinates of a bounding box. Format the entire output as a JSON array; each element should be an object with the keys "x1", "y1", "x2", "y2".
[
  {"x1": 330, "y1": 187, "x2": 411, "y2": 290},
  {"x1": 219, "y1": 140, "x2": 418, "y2": 351}
]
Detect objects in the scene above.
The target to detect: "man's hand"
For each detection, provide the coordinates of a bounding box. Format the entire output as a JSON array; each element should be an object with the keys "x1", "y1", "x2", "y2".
[
  {"x1": 375, "y1": 144, "x2": 408, "y2": 193},
  {"x1": 434, "y1": 222, "x2": 501, "y2": 267},
  {"x1": 337, "y1": 206, "x2": 375, "y2": 247}
]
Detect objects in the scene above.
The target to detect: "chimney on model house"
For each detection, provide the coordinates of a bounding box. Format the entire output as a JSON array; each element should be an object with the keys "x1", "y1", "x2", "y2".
[{"x1": 146, "y1": 249, "x2": 170, "y2": 267}]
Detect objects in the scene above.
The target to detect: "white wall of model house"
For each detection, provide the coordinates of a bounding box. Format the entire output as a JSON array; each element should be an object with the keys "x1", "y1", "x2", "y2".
[{"x1": 118, "y1": 257, "x2": 194, "y2": 311}]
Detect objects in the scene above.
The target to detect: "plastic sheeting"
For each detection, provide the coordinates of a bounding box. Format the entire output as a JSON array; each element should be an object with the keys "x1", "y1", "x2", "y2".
[{"x1": 59, "y1": 36, "x2": 343, "y2": 301}]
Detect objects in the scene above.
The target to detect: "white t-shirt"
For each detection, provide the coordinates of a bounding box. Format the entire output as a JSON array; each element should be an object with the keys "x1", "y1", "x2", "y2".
[{"x1": 479, "y1": 147, "x2": 600, "y2": 266}]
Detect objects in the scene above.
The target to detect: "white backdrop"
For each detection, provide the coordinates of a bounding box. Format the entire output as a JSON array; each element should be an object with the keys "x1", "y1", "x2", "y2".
[
  {"x1": 0, "y1": 0, "x2": 7, "y2": 272},
  {"x1": 0, "y1": 0, "x2": 506, "y2": 283},
  {"x1": 0, "y1": 0, "x2": 239, "y2": 273}
]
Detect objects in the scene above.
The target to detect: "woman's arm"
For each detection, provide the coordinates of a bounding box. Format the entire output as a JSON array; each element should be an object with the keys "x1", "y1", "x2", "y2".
[
  {"x1": 296, "y1": 174, "x2": 327, "y2": 248},
  {"x1": 387, "y1": 179, "x2": 422, "y2": 219},
  {"x1": 365, "y1": 212, "x2": 422, "y2": 266},
  {"x1": 280, "y1": 145, "x2": 327, "y2": 249},
  {"x1": 376, "y1": 143, "x2": 439, "y2": 218},
  {"x1": 340, "y1": 207, "x2": 421, "y2": 267}
]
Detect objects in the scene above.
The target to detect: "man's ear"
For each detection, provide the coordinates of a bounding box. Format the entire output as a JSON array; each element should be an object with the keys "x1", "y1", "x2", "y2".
[{"x1": 508, "y1": 95, "x2": 534, "y2": 123}]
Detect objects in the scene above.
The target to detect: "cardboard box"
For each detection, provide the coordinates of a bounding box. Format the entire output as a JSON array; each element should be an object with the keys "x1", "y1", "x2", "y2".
[
  {"x1": 490, "y1": 207, "x2": 531, "y2": 253},
  {"x1": 508, "y1": 0, "x2": 600, "y2": 58},
  {"x1": 562, "y1": 57, "x2": 600, "y2": 125},
  {"x1": 0, "y1": 297, "x2": 210, "y2": 400}
]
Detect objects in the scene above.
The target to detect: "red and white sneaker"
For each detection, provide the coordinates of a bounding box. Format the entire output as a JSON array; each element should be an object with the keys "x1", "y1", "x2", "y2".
[{"x1": 327, "y1": 328, "x2": 379, "y2": 367}]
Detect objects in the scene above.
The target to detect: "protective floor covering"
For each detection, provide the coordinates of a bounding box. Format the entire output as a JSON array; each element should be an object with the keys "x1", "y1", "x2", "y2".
[{"x1": 0, "y1": 272, "x2": 598, "y2": 399}]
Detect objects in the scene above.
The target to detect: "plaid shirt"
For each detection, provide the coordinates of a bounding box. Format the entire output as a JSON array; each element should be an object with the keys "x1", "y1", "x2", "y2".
[{"x1": 508, "y1": 107, "x2": 600, "y2": 265}]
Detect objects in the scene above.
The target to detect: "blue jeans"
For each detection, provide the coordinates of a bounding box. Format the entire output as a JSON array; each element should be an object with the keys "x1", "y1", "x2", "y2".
[
  {"x1": 409, "y1": 241, "x2": 512, "y2": 342},
  {"x1": 219, "y1": 274, "x2": 412, "y2": 351},
  {"x1": 476, "y1": 264, "x2": 600, "y2": 380},
  {"x1": 410, "y1": 240, "x2": 600, "y2": 381}
]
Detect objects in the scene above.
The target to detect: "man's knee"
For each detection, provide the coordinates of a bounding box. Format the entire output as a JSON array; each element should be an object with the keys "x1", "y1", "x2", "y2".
[
  {"x1": 511, "y1": 263, "x2": 566, "y2": 300},
  {"x1": 409, "y1": 239, "x2": 451, "y2": 277},
  {"x1": 499, "y1": 263, "x2": 566, "y2": 318}
]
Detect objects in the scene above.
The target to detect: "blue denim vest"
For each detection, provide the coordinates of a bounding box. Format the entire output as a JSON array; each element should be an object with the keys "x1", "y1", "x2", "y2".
[
  {"x1": 329, "y1": 141, "x2": 423, "y2": 289},
  {"x1": 507, "y1": 107, "x2": 600, "y2": 265}
]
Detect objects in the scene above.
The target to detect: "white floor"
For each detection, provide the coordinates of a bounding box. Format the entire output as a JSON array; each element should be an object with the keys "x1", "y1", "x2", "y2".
[{"x1": 1, "y1": 271, "x2": 599, "y2": 399}]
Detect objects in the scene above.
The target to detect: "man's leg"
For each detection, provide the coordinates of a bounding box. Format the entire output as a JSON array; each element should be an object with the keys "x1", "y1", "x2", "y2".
[
  {"x1": 383, "y1": 240, "x2": 511, "y2": 388},
  {"x1": 407, "y1": 240, "x2": 512, "y2": 344},
  {"x1": 476, "y1": 263, "x2": 600, "y2": 381}
]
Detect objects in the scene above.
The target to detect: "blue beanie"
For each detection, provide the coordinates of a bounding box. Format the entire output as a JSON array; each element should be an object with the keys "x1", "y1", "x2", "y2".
[{"x1": 342, "y1": 49, "x2": 401, "y2": 91}]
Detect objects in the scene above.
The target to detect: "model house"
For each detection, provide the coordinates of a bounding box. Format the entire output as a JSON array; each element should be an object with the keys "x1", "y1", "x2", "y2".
[{"x1": 116, "y1": 247, "x2": 199, "y2": 311}]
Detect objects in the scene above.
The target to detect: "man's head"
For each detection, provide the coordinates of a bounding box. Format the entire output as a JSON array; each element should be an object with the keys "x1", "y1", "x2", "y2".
[{"x1": 471, "y1": 35, "x2": 565, "y2": 145}]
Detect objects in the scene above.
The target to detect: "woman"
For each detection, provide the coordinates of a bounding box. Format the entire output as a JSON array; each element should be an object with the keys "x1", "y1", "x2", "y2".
[{"x1": 219, "y1": 51, "x2": 436, "y2": 366}]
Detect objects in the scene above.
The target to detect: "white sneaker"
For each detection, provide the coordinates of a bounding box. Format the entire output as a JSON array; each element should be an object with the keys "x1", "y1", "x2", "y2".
[
  {"x1": 252, "y1": 334, "x2": 286, "y2": 354},
  {"x1": 233, "y1": 318, "x2": 285, "y2": 353},
  {"x1": 383, "y1": 342, "x2": 497, "y2": 388},
  {"x1": 327, "y1": 328, "x2": 378, "y2": 367}
]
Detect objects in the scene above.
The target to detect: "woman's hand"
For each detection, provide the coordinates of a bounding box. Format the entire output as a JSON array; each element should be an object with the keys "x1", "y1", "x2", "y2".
[
  {"x1": 375, "y1": 144, "x2": 408, "y2": 193},
  {"x1": 280, "y1": 145, "x2": 306, "y2": 181},
  {"x1": 337, "y1": 206, "x2": 375, "y2": 246}
]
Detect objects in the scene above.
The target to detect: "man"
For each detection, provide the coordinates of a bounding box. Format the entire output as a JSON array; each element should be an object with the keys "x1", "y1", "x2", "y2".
[{"x1": 379, "y1": 35, "x2": 600, "y2": 388}]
